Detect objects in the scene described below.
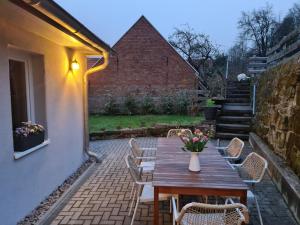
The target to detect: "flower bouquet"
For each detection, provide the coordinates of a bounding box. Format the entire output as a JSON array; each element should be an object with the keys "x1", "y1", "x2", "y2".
[
  {"x1": 178, "y1": 129, "x2": 211, "y2": 172},
  {"x1": 13, "y1": 122, "x2": 45, "y2": 152}
]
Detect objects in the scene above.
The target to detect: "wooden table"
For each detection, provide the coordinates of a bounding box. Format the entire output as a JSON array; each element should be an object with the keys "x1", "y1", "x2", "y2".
[{"x1": 153, "y1": 138, "x2": 248, "y2": 225}]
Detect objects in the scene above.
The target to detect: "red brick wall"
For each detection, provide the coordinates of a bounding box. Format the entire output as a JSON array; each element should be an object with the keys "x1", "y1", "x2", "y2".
[{"x1": 88, "y1": 16, "x2": 199, "y2": 113}]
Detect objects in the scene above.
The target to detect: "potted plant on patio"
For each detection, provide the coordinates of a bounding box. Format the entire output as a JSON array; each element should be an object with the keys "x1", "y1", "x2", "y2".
[
  {"x1": 178, "y1": 129, "x2": 210, "y2": 172},
  {"x1": 13, "y1": 122, "x2": 45, "y2": 152},
  {"x1": 204, "y1": 99, "x2": 217, "y2": 120}
]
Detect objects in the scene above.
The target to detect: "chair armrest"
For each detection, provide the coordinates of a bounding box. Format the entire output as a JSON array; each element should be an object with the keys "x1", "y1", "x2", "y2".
[
  {"x1": 141, "y1": 147, "x2": 157, "y2": 151},
  {"x1": 171, "y1": 197, "x2": 179, "y2": 222},
  {"x1": 243, "y1": 180, "x2": 258, "y2": 184},
  {"x1": 226, "y1": 162, "x2": 241, "y2": 170},
  {"x1": 216, "y1": 146, "x2": 228, "y2": 150},
  {"x1": 223, "y1": 156, "x2": 239, "y2": 160},
  {"x1": 135, "y1": 156, "x2": 156, "y2": 160},
  {"x1": 136, "y1": 181, "x2": 153, "y2": 186},
  {"x1": 137, "y1": 165, "x2": 154, "y2": 171},
  {"x1": 231, "y1": 163, "x2": 242, "y2": 167}
]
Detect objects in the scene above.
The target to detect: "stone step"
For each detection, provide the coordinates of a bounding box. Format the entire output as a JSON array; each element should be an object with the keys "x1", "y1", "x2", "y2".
[
  {"x1": 217, "y1": 116, "x2": 252, "y2": 124},
  {"x1": 216, "y1": 123, "x2": 251, "y2": 132},
  {"x1": 227, "y1": 83, "x2": 250, "y2": 87},
  {"x1": 227, "y1": 86, "x2": 250, "y2": 91},
  {"x1": 227, "y1": 80, "x2": 250, "y2": 84},
  {"x1": 223, "y1": 103, "x2": 251, "y2": 106},
  {"x1": 221, "y1": 111, "x2": 252, "y2": 116},
  {"x1": 227, "y1": 85, "x2": 251, "y2": 91},
  {"x1": 223, "y1": 98, "x2": 251, "y2": 103},
  {"x1": 215, "y1": 132, "x2": 249, "y2": 140},
  {"x1": 226, "y1": 94, "x2": 250, "y2": 99},
  {"x1": 227, "y1": 90, "x2": 250, "y2": 95},
  {"x1": 221, "y1": 105, "x2": 252, "y2": 116}
]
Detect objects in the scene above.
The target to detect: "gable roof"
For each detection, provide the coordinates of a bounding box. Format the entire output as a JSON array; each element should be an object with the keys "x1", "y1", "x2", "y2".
[{"x1": 113, "y1": 15, "x2": 199, "y2": 76}]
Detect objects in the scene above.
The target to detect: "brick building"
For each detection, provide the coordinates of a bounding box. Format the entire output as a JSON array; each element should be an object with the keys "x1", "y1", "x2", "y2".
[{"x1": 88, "y1": 16, "x2": 200, "y2": 113}]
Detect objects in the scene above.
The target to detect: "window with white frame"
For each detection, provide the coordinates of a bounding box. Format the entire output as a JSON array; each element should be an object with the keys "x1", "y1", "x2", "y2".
[{"x1": 9, "y1": 48, "x2": 47, "y2": 152}]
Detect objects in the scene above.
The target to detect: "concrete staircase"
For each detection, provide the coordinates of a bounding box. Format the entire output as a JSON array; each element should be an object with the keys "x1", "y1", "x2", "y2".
[{"x1": 216, "y1": 80, "x2": 252, "y2": 140}]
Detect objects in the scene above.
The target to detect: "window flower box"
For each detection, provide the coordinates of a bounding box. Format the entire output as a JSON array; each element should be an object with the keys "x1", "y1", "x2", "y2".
[{"x1": 13, "y1": 122, "x2": 45, "y2": 152}]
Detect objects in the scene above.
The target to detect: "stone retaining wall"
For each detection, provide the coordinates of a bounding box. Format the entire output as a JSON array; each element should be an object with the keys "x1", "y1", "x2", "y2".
[
  {"x1": 249, "y1": 133, "x2": 300, "y2": 224},
  {"x1": 90, "y1": 122, "x2": 215, "y2": 141},
  {"x1": 254, "y1": 58, "x2": 300, "y2": 177}
]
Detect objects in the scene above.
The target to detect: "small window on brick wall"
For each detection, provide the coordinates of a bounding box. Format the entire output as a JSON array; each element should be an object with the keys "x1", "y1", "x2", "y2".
[{"x1": 9, "y1": 48, "x2": 47, "y2": 153}]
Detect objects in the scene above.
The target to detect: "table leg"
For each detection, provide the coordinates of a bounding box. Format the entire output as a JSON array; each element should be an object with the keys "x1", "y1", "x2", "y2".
[
  {"x1": 154, "y1": 186, "x2": 159, "y2": 225},
  {"x1": 240, "y1": 190, "x2": 247, "y2": 206}
]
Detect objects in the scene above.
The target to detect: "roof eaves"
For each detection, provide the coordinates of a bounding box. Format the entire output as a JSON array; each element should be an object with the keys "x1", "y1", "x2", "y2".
[{"x1": 9, "y1": 0, "x2": 112, "y2": 54}]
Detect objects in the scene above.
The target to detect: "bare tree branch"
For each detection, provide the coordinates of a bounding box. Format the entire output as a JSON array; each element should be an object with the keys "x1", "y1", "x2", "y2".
[{"x1": 238, "y1": 4, "x2": 276, "y2": 56}]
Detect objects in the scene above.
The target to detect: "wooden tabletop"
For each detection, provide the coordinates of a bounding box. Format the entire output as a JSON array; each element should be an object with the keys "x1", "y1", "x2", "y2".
[{"x1": 153, "y1": 137, "x2": 248, "y2": 191}]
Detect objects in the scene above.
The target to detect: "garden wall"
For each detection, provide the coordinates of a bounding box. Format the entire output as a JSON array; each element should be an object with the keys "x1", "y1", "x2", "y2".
[{"x1": 254, "y1": 58, "x2": 300, "y2": 177}]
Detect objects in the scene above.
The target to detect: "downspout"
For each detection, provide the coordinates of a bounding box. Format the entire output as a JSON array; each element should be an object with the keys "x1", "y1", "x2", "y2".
[{"x1": 83, "y1": 51, "x2": 109, "y2": 162}]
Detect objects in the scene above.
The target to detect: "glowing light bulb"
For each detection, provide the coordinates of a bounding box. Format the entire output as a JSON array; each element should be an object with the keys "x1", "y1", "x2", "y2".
[{"x1": 71, "y1": 60, "x2": 80, "y2": 71}]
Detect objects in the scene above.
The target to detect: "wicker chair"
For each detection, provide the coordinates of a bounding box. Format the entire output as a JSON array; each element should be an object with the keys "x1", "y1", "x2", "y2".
[
  {"x1": 227, "y1": 152, "x2": 268, "y2": 225},
  {"x1": 167, "y1": 129, "x2": 192, "y2": 138},
  {"x1": 129, "y1": 138, "x2": 156, "y2": 173},
  {"x1": 216, "y1": 137, "x2": 244, "y2": 161},
  {"x1": 171, "y1": 197, "x2": 249, "y2": 225},
  {"x1": 128, "y1": 138, "x2": 156, "y2": 199},
  {"x1": 125, "y1": 155, "x2": 177, "y2": 225}
]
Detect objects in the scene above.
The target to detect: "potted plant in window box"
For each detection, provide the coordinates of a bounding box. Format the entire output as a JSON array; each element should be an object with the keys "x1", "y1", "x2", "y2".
[
  {"x1": 204, "y1": 99, "x2": 217, "y2": 121},
  {"x1": 13, "y1": 122, "x2": 45, "y2": 152}
]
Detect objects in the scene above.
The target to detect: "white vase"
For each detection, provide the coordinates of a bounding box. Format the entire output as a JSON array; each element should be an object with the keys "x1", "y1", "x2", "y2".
[{"x1": 189, "y1": 152, "x2": 201, "y2": 172}]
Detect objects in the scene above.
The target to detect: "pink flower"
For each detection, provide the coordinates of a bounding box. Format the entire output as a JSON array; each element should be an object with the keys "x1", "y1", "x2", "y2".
[
  {"x1": 192, "y1": 137, "x2": 199, "y2": 143},
  {"x1": 194, "y1": 129, "x2": 201, "y2": 134}
]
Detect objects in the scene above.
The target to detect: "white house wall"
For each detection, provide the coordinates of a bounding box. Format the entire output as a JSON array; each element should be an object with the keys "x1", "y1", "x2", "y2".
[{"x1": 0, "y1": 18, "x2": 87, "y2": 225}]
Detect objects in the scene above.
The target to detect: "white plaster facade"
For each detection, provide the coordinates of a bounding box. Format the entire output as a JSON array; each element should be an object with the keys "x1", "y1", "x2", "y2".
[{"x1": 0, "y1": 2, "x2": 108, "y2": 224}]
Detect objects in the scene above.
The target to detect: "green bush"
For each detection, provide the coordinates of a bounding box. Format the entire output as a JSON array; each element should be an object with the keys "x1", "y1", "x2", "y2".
[
  {"x1": 140, "y1": 95, "x2": 156, "y2": 114},
  {"x1": 103, "y1": 96, "x2": 119, "y2": 115},
  {"x1": 175, "y1": 92, "x2": 191, "y2": 115},
  {"x1": 206, "y1": 99, "x2": 216, "y2": 107},
  {"x1": 124, "y1": 95, "x2": 138, "y2": 115},
  {"x1": 161, "y1": 96, "x2": 174, "y2": 114}
]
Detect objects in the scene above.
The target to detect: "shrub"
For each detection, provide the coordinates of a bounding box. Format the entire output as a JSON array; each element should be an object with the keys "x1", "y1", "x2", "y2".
[
  {"x1": 175, "y1": 92, "x2": 191, "y2": 115},
  {"x1": 124, "y1": 95, "x2": 138, "y2": 115},
  {"x1": 161, "y1": 96, "x2": 174, "y2": 114},
  {"x1": 140, "y1": 95, "x2": 156, "y2": 114},
  {"x1": 103, "y1": 96, "x2": 119, "y2": 115},
  {"x1": 206, "y1": 99, "x2": 216, "y2": 107}
]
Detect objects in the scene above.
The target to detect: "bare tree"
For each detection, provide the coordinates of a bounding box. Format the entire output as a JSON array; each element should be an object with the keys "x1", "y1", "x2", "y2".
[
  {"x1": 289, "y1": 2, "x2": 300, "y2": 27},
  {"x1": 238, "y1": 4, "x2": 276, "y2": 56},
  {"x1": 169, "y1": 25, "x2": 228, "y2": 96},
  {"x1": 168, "y1": 25, "x2": 219, "y2": 76},
  {"x1": 272, "y1": 2, "x2": 300, "y2": 46}
]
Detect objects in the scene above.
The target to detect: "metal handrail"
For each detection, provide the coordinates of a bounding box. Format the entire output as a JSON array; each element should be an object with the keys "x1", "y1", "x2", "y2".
[{"x1": 252, "y1": 84, "x2": 256, "y2": 115}]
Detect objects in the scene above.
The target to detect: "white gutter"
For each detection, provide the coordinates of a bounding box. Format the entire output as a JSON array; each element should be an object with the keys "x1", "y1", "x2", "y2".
[{"x1": 83, "y1": 51, "x2": 109, "y2": 162}]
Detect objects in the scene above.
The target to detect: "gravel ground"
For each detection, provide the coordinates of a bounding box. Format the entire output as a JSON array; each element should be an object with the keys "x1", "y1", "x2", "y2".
[{"x1": 17, "y1": 159, "x2": 93, "y2": 225}]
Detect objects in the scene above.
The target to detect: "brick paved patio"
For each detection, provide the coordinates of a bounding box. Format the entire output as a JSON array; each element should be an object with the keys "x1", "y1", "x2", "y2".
[{"x1": 50, "y1": 138, "x2": 298, "y2": 225}]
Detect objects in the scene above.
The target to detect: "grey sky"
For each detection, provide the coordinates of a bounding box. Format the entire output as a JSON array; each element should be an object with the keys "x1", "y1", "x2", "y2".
[{"x1": 55, "y1": 0, "x2": 297, "y2": 51}]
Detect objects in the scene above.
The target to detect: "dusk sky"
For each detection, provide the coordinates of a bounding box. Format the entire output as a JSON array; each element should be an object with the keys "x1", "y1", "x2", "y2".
[{"x1": 55, "y1": 0, "x2": 297, "y2": 51}]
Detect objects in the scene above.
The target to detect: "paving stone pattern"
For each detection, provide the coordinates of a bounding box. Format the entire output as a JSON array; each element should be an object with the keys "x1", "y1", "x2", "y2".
[{"x1": 50, "y1": 138, "x2": 298, "y2": 225}]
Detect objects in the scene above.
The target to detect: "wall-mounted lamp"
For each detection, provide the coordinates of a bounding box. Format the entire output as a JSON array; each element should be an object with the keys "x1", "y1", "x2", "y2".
[{"x1": 71, "y1": 59, "x2": 80, "y2": 71}]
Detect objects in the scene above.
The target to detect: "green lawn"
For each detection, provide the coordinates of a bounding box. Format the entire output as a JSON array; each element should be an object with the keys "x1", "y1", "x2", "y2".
[{"x1": 89, "y1": 115, "x2": 203, "y2": 133}]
